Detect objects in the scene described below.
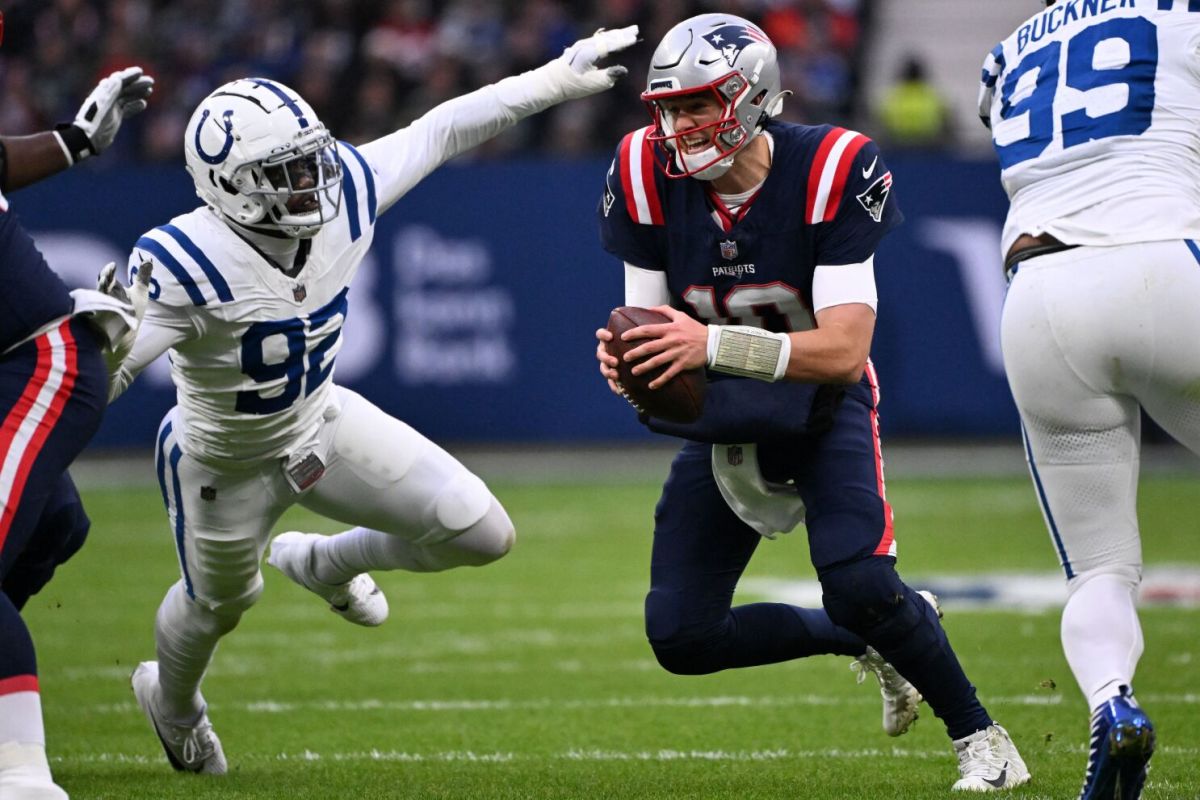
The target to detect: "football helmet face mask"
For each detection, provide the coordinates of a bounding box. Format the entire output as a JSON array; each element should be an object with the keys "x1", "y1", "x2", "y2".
[
  {"x1": 184, "y1": 78, "x2": 342, "y2": 238},
  {"x1": 642, "y1": 14, "x2": 787, "y2": 180}
]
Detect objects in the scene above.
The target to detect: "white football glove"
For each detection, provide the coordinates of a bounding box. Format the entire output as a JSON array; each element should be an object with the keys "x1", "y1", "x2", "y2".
[
  {"x1": 95, "y1": 260, "x2": 153, "y2": 379},
  {"x1": 554, "y1": 26, "x2": 639, "y2": 100},
  {"x1": 56, "y1": 67, "x2": 155, "y2": 163}
]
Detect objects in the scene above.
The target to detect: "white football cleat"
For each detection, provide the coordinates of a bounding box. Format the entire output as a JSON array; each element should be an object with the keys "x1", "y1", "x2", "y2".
[
  {"x1": 850, "y1": 590, "x2": 943, "y2": 736},
  {"x1": 952, "y1": 723, "x2": 1031, "y2": 791},
  {"x1": 267, "y1": 531, "x2": 388, "y2": 627},
  {"x1": 131, "y1": 661, "x2": 227, "y2": 775}
]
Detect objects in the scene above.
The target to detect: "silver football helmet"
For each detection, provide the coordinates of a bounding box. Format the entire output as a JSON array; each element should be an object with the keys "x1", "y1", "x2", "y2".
[
  {"x1": 184, "y1": 78, "x2": 342, "y2": 238},
  {"x1": 642, "y1": 14, "x2": 788, "y2": 180}
]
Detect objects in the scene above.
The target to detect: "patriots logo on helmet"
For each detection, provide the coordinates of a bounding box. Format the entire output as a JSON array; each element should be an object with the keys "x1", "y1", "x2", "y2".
[{"x1": 701, "y1": 25, "x2": 769, "y2": 68}]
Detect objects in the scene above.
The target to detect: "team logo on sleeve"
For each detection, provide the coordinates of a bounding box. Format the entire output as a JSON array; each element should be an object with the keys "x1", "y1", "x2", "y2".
[
  {"x1": 701, "y1": 25, "x2": 770, "y2": 67},
  {"x1": 602, "y1": 160, "x2": 616, "y2": 217},
  {"x1": 856, "y1": 172, "x2": 893, "y2": 223}
]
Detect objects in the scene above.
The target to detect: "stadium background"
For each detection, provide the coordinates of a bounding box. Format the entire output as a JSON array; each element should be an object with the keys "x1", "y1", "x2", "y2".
[
  {"x1": 3, "y1": 0, "x2": 1052, "y2": 447},
  {"x1": 4, "y1": 3, "x2": 1200, "y2": 799}
]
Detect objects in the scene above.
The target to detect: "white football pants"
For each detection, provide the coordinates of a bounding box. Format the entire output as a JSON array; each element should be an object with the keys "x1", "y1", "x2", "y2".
[
  {"x1": 148, "y1": 386, "x2": 513, "y2": 720},
  {"x1": 1001, "y1": 239, "x2": 1200, "y2": 707}
]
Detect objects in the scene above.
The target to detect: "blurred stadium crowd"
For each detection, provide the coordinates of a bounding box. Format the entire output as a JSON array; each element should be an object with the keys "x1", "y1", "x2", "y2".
[{"x1": 0, "y1": 0, "x2": 869, "y2": 163}]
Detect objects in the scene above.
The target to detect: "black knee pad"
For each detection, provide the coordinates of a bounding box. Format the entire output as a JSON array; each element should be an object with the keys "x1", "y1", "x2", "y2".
[{"x1": 819, "y1": 557, "x2": 916, "y2": 636}]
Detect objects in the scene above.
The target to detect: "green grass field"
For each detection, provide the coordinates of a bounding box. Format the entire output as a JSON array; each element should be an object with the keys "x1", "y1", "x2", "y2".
[{"x1": 22, "y1": 471, "x2": 1200, "y2": 799}]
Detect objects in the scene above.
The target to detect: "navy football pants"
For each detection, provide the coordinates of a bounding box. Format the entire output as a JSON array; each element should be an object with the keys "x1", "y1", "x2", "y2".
[
  {"x1": 644, "y1": 390, "x2": 991, "y2": 738},
  {"x1": 0, "y1": 317, "x2": 106, "y2": 684}
]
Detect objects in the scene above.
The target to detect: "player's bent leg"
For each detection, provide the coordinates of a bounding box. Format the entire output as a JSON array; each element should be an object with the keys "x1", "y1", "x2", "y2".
[
  {"x1": 850, "y1": 590, "x2": 941, "y2": 737},
  {"x1": 1, "y1": 475, "x2": 90, "y2": 611},
  {"x1": 820, "y1": 557, "x2": 993, "y2": 739}
]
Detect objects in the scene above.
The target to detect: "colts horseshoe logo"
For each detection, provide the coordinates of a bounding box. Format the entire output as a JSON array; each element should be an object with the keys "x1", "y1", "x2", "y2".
[{"x1": 194, "y1": 109, "x2": 236, "y2": 165}]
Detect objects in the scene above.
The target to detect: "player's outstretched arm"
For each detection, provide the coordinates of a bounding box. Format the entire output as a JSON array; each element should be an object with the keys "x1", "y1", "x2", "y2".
[
  {"x1": 1, "y1": 67, "x2": 153, "y2": 191},
  {"x1": 361, "y1": 26, "x2": 638, "y2": 213}
]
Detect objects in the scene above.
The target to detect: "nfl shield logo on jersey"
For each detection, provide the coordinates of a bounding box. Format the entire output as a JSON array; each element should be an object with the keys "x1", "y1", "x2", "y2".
[
  {"x1": 720, "y1": 240, "x2": 739, "y2": 260},
  {"x1": 293, "y1": 284, "x2": 307, "y2": 302}
]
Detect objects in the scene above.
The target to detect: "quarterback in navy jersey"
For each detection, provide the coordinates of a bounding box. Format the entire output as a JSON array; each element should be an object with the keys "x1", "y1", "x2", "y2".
[
  {"x1": 0, "y1": 62, "x2": 154, "y2": 799},
  {"x1": 595, "y1": 14, "x2": 1029, "y2": 791}
]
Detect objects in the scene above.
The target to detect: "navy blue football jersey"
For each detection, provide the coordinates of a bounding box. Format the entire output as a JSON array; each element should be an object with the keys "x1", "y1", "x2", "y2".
[
  {"x1": 599, "y1": 121, "x2": 901, "y2": 337},
  {"x1": 0, "y1": 195, "x2": 74, "y2": 353}
]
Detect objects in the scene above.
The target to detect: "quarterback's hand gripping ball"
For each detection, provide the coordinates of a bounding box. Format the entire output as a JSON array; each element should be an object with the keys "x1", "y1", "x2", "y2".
[{"x1": 605, "y1": 306, "x2": 706, "y2": 423}]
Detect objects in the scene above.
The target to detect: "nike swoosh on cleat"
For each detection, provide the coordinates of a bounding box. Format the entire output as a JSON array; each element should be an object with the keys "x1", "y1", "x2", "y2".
[
  {"x1": 331, "y1": 601, "x2": 350, "y2": 611},
  {"x1": 862, "y1": 156, "x2": 878, "y2": 179},
  {"x1": 982, "y1": 763, "x2": 1009, "y2": 789}
]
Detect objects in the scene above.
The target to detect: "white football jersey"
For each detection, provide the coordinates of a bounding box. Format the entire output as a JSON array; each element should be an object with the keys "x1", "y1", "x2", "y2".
[
  {"x1": 979, "y1": 2, "x2": 1200, "y2": 254},
  {"x1": 125, "y1": 141, "x2": 378, "y2": 463}
]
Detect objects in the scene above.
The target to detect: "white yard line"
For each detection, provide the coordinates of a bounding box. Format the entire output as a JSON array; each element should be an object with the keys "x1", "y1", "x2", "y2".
[
  {"x1": 80, "y1": 691, "x2": 1200, "y2": 717},
  {"x1": 54, "y1": 744, "x2": 1200, "y2": 766}
]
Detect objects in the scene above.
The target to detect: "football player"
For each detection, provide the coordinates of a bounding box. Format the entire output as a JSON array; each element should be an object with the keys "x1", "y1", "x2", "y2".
[
  {"x1": 979, "y1": 1, "x2": 1200, "y2": 797},
  {"x1": 593, "y1": 14, "x2": 1029, "y2": 791},
  {"x1": 112, "y1": 28, "x2": 638, "y2": 774},
  {"x1": 0, "y1": 63, "x2": 153, "y2": 799}
]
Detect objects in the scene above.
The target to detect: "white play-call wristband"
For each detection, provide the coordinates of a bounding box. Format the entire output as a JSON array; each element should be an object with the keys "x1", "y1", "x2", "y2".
[{"x1": 706, "y1": 325, "x2": 791, "y2": 382}]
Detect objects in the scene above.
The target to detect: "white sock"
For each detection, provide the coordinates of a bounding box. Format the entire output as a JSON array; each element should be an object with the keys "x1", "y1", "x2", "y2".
[
  {"x1": 153, "y1": 581, "x2": 238, "y2": 722},
  {"x1": 0, "y1": 741, "x2": 54, "y2": 783},
  {"x1": 0, "y1": 688, "x2": 45, "y2": 746},
  {"x1": 1061, "y1": 571, "x2": 1144, "y2": 710}
]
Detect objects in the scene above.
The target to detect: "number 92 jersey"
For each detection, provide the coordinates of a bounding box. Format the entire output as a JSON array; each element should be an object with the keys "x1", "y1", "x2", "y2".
[
  {"x1": 125, "y1": 141, "x2": 379, "y2": 464},
  {"x1": 979, "y1": 1, "x2": 1200, "y2": 255}
]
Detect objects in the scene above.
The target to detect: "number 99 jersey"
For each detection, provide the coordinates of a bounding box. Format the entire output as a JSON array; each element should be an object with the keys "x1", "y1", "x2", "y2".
[{"x1": 979, "y1": 2, "x2": 1200, "y2": 256}]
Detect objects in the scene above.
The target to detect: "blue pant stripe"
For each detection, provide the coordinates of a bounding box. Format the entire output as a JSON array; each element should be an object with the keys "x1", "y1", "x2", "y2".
[
  {"x1": 155, "y1": 421, "x2": 194, "y2": 599},
  {"x1": 1185, "y1": 239, "x2": 1200, "y2": 264},
  {"x1": 1022, "y1": 423, "x2": 1074, "y2": 579}
]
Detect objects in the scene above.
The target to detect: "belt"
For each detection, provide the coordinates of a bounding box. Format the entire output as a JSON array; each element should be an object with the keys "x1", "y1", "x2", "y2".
[{"x1": 1004, "y1": 233, "x2": 1079, "y2": 281}]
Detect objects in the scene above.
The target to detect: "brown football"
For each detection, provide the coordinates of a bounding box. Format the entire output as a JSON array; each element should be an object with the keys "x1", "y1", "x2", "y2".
[{"x1": 605, "y1": 306, "x2": 707, "y2": 423}]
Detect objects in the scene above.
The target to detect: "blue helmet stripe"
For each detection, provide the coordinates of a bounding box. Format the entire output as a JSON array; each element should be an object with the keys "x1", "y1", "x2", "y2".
[
  {"x1": 135, "y1": 235, "x2": 207, "y2": 306},
  {"x1": 341, "y1": 142, "x2": 377, "y2": 223},
  {"x1": 160, "y1": 224, "x2": 234, "y2": 302},
  {"x1": 249, "y1": 78, "x2": 310, "y2": 128},
  {"x1": 339, "y1": 153, "x2": 362, "y2": 242}
]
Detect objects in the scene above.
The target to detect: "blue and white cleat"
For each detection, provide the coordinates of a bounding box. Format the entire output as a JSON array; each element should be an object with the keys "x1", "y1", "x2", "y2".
[{"x1": 1079, "y1": 686, "x2": 1155, "y2": 800}]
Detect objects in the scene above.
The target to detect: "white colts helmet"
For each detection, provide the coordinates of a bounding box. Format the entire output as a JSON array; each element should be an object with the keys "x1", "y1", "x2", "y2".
[
  {"x1": 184, "y1": 78, "x2": 343, "y2": 238},
  {"x1": 642, "y1": 14, "x2": 788, "y2": 180}
]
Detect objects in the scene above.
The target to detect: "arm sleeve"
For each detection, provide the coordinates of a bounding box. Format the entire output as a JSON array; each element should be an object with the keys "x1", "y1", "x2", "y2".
[
  {"x1": 360, "y1": 60, "x2": 593, "y2": 214},
  {"x1": 107, "y1": 304, "x2": 192, "y2": 401},
  {"x1": 624, "y1": 262, "x2": 670, "y2": 307},
  {"x1": 813, "y1": 138, "x2": 903, "y2": 266},
  {"x1": 812, "y1": 257, "x2": 877, "y2": 314},
  {"x1": 108, "y1": 251, "x2": 198, "y2": 401}
]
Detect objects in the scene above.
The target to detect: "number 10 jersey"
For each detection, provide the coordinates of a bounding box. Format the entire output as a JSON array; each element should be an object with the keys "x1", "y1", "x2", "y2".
[{"x1": 979, "y1": 2, "x2": 1200, "y2": 255}]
